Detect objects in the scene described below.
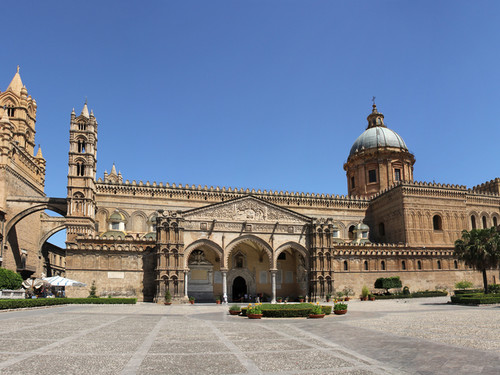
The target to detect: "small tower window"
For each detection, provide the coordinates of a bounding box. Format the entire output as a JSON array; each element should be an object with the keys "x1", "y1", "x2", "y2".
[
  {"x1": 76, "y1": 163, "x2": 85, "y2": 176},
  {"x1": 437, "y1": 260, "x2": 442, "y2": 269},
  {"x1": 482, "y1": 216, "x2": 487, "y2": 229},
  {"x1": 78, "y1": 122, "x2": 87, "y2": 130},
  {"x1": 7, "y1": 107, "x2": 15, "y2": 117},
  {"x1": 368, "y1": 169, "x2": 377, "y2": 183},
  {"x1": 77, "y1": 140, "x2": 86, "y2": 153},
  {"x1": 494, "y1": 217, "x2": 498, "y2": 227},
  {"x1": 351, "y1": 176, "x2": 355, "y2": 189},
  {"x1": 433, "y1": 215, "x2": 442, "y2": 230},
  {"x1": 417, "y1": 260, "x2": 422, "y2": 270},
  {"x1": 381, "y1": 260, "x2": 386, "y2": 270},
  {"x1": 454, "y1": 260, "x2": 458, "y2": 269},
  {"x1": 343, "y1": 260, "x2": 348, "y2": 271},
  {"x1": 348, "y1": 225, "x2": 355, "y2": 240},
  {"x1": 364, "y1": 261, "x2": 369, "y2": 271},
  {"x1": 402, "y1": 260, "x2": 406, "y2": 270},
  {"x1": 394, "y1": 169, "x2": 401, "y2": 181},
  {"x1": 471, "y1": 215, "x2": 476, "y2": 229}
]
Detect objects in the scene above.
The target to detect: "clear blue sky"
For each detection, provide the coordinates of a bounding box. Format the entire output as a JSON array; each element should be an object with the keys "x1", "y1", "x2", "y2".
[{"x1": 3, "y1": 1, "x2": 500, "y2": 202}]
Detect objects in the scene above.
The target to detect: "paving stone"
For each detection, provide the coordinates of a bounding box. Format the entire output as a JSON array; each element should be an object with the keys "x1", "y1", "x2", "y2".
[{"x1": 138, "y1": 353, "x2": 246, "y2": 374}]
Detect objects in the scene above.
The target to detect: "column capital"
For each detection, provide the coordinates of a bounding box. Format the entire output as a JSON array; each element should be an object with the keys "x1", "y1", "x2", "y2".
[
  {"x1": 220, "y1": 268, "x2": 229, "y2": 273},
  {"x1": 269, "y1": 269, "x2": 278, "y2": 274}
]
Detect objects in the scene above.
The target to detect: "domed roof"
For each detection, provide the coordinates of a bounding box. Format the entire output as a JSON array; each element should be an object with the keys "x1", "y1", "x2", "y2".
[
  {"x1": 109, "y1": 211, "x2": 125, "y2": 222},
  {"x1": 349, "y1": 104, "x2": 408, "y2": 157}
]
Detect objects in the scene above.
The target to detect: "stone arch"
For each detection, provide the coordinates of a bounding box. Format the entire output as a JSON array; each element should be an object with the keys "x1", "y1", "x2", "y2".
[
  {"x1": 225, "y1": 234, "x2": 273, "y2": 269},
  {"x1": 227, "y1": 268, "x2": 256, "y2": 300},
  {"x1": 184, "y1": 239, "x2": 224, "y2": 269},
  {"x1": 38, "y1": 224, "x2": 66, "y2": 252},
  {"x1": 96, "y1": 208, "x2": 109, "y2": 233},
  {"x1": 130, "y1": 211, "x2": 148, "y2": 232},
  {"x1": 5, "y1": 199, "x2": 67, "y2": 237},
  {"x1": 274, "y1": 242, "x2": 309, "y2": 268}
]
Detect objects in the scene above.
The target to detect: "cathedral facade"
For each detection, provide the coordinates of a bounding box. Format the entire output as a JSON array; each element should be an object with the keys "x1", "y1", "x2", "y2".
[{"x1": 1, "y1": 69, "x2": 499, "y2": 302}]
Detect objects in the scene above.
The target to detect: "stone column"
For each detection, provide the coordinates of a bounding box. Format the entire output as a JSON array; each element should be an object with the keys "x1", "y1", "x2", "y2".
[
  {"x1": 184, "y1": 271, "x2": 188, "y2": 297},
  {"x1": 270, "y1": 270, "x2": 277, "y2": 304},
  {"x1": 221, "y1": 270, "x2": 228, "y2": 304}
]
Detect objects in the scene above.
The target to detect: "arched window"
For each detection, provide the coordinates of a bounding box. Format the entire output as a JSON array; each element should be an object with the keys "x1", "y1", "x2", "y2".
[
  {"x1": 76, "y1": 162, "x2": 85, "y2": 176},
  {"x1": 348, "y1": 225, "x2": 355, "y2": 240},
  {"x1": 77, "y1": 139, "x2": 86, "y2": 153},
  {"x1": 343, "y1": 260, "x2": 348, "y2": 271},
  {"x1": 437, "y1": 260, "x2": 442, "y2": 269},
  {"x1": 381, "y1": 260, "x2": 386, "y2": 270},
  {"x1": 471, "y1": 215, "x2": 476, "y2": 229},
  {"x1": 364, "y1": 261, "x2": 369, "y2": 271},
  {"x1": 378, "y1": 223, "x2": 385, "y2": 237},
  {"x1": 402, "y1": 260, "x2": 406, "y2": 270},
  {"x1": 494, "y1": 217, "x2": 498, "y2": 227},
  {"x1": 482, "y1": 216, "x2": 487, "y2": 229},
  {"x1": 417, "y1": 260, "x2": 422, "y2": 270},
  {"x1": 454, "y1": 260, "x2": 458, "y2": 269},
  {"x1": 326, "y1": 253, "x2": 331, "y2": 270},
  {"x1": 433, "y1": 215, "x2": 442, "y2": 230}
]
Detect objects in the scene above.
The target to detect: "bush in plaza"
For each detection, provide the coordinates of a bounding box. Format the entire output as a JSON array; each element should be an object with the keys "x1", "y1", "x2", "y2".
[
  {"x1": 241, "y1": 303, "x2": 331, "y2": 317},
  {"x1": 451, "y1": 293, "x2": 500, "y2": 305},
  {"x1": 374, "y1": 276, "x2": 402, "y2": 293},
  {"x1": 373, "y1": 290, "x2": 448, "y2": 300},
  {"x1": 0, "y1": 297, "x2": 137, "y2": 310},
  {"x1": 0, "y1": 268, "x2": 23, "y2": 290},
  {"x1": 454, "y1": 280, "x2": 474, "y2": 290}
]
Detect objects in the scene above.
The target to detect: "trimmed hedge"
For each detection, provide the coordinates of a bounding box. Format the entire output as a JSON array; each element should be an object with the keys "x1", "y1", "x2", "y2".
[
  {"x1": 0, "y1": 297, "x2": 137, "y2": 310},
  {"x1": 373, "y1": 290, "x2": 448, "y2": 300},
  {"x1": 374, "y1": 276, "x2": 402, "y2": 290},
  {"x1": 451, "y1": 293, "x2": 500, "y2": 305},
  {"x1": 0, "y1": 268, "x2": 23, "y2": 290},
  {"x1": 454, "y1": 289, "x2": 483, "y2": 295},
  {"x1": 241, "y1": 303, "x2": 332, "y2": 318}
]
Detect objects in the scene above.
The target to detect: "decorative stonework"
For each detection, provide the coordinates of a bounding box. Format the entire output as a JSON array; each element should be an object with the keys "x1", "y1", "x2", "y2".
[{"x1": 183, "y1": 196, "x2": 311, "y2": 224}]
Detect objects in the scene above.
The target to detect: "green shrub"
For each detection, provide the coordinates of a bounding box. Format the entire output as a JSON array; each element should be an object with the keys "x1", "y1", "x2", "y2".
[
  {"x1": 451, "y1": 293, "x2": 500, "y2": 305},
  {"x1": 454, "y1": 288, "x2": 483, "y2": 295},
  {"x1": 374, "y1": 276, "x2": 402, "y2": 291},
  {"x1": 455, "y1": 280, "x2": 474, "y2": 289},
  {"x1": 488, "y1": 284, "x2": 500, "y2": 293},
  {"x1": 0, "y1": 268, "x2": 23, "y2": 290},
  {"x1": 229, "y1": 304, "x2": 241, "y2": 312},
  {"x1": 361, "y1": 285, "x2": 370, "y2": 297},
  {"x1": 402, "y1": 286, "x2": 410, "y2": 295},
  {"x1": 240, "y1": 303, "x2": 331, "y2": 318},
  {"x1": 0, "y1": 297, "x2": 137, "y2": 310},
  {"x1": 373, "y1": 290, "x2": 448, "y2": 300},
  {"x1": 88, "y1": 281, "x2": 98, "y2": 298},
  {"x1": 334, "y1": 302, "x2": 348, "y2": 311}
]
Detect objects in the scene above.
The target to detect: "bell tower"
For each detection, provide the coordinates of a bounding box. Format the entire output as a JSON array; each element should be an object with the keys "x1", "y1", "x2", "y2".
[{"x1": 66, "y1": 102, "x2": 98, "y2": 241}]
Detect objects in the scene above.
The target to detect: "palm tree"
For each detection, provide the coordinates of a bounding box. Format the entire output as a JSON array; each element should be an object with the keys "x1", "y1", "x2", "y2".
[{"x1": 454, "y1": 227, "x2": 500, "y2": 294}]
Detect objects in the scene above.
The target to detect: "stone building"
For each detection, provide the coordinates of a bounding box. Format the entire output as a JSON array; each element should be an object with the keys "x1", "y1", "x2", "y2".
[{"x1": 1, "y1": 68, "x2": 499, "y2": 301}]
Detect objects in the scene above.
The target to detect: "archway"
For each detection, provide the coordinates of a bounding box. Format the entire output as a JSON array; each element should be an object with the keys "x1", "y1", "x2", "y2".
[{"x1": 232, "y1": 276, "x2": 247, "y2": 301}]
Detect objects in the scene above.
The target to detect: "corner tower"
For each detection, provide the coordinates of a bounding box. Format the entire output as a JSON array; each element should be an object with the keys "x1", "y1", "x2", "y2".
[
  {"x1": 343, "y1": 104, "x2": 415, "y2": 198},
  {"x1": 66, "y1": 102, "x2": 98, "y2": 241}
]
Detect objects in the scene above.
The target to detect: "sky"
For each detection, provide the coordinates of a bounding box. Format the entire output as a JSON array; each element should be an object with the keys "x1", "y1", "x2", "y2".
[{"x1": 2, "y1": 1, "x2": 500, "y2": 244}]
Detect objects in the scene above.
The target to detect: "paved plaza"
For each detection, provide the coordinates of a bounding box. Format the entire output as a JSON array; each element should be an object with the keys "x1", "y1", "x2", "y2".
[{"x1": 0, "y1": 297, "x2": 498, "y2": 374}]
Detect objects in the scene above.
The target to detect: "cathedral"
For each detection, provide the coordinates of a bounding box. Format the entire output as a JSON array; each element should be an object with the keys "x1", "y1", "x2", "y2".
[{"x1": 1, "y1": 68, "x2": 499, "y2": 302}]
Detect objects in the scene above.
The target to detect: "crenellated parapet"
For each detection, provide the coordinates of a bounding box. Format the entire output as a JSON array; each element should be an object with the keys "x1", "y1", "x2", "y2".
[{"x1": 472, "y1": 178, "x2": 500, "y2": 195}]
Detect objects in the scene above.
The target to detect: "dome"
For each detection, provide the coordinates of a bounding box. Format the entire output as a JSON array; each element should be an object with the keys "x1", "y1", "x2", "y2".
[
  {"x1": 349, "y1": 126, "x2": 408, "y2": 157},
  {"x1": 355, "y1": 222, "x2": 370, "y2": 231},
  {"x1": 109, "y1": 211, "x2": 125, "y2": 222}
]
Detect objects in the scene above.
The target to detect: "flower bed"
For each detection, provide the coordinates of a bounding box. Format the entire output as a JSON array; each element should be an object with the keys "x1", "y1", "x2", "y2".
[
  {"x1": 241, "y1": 303, "x2": 331, "y2": 318},
  {"x1": 450, "y1": 293, "x2": 500, "y2": 305},
  {"x1": 0, "y1": 297, "x2": 137, "y2": 309}
]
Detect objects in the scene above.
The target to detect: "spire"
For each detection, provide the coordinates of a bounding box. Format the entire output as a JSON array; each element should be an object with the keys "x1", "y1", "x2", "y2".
[
  {"x1": 111, "y1": 163, "x2": 117, "y2": 175},
  {"x1": 35, "y1": 145, "x2": 43, "y2": 158},
  {"x1": 7, "y1": 66, "x2": 23, "y2": 95},
  {"x1": 81, "y1": 99, "x2": 89, "y2": 118}
]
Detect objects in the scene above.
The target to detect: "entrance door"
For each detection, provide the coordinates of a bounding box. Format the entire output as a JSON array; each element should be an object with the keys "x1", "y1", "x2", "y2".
[{"x1": 232, "y1": 276, "x2": 247, "y2": 301}]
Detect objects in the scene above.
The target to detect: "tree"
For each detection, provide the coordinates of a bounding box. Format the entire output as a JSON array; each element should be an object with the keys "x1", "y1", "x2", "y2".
[
  {"x1": 454, "y1": 228, "x2": 500, "y2": 294},
  {"x1": 374, "y1": 276, "x2": 402, "y2": 294},
  {"x1": 88, "y1": 281, "x2": 98, "y2": 298},
  {"x1": 0, "y1": 268, "x2": 23, "y2": 290}
]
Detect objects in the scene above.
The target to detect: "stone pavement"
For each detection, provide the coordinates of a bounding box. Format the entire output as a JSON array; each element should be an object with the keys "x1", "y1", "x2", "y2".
[{"x1": 0, "y1": 297, "x2": 498, "y2": 374}]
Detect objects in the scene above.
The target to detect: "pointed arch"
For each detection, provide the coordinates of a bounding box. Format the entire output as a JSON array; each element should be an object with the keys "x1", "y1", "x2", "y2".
[
  {"x1": 184, "y1": 239, "x2": 224, "y2": 268},
  {"x1": 274, "y1": 241, "x2": 309, "y2": 269},
  {"x1": 225, "y1": 234, "x2": 273, "y2": 269}
]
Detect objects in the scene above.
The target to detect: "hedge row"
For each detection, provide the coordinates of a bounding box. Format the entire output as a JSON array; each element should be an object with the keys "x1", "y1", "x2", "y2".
[
  {"x1": 373, "y1": 290, "x2": 448, "y2": 300},
  {"x1": 0, "y1": 298, "x2": 137, "y2": 310},
  {"x1": 450, "y1": 293, "x2": 500, "y2": 305},
  {"x1": 241, "y1": 303, "x2": 332, "y2": 317}
]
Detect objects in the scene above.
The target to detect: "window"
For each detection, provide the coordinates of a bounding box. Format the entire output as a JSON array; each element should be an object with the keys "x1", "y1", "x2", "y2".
[
  {"x1": 78, "y1": 123, "x2": 87, "y2": 130},
  {"x1": 332, "y1": 230, "x2": 339, "y2": 238},
  {"x1": 348, "y1": 225, "x2": 355, "y2": 240},
  {"x1": 381, "y1": 261, "x2": 386, "y2": 270},
  {"x1": 454, "y1": 260, "x2": 458, "y2": 269},
  {"x1": 76, "y1": 163, "x2": 85, "y2": 176},
  {"x1": 111, "y1": 222, "x2": 120, "y2": 230},
  {"x1": 7, "y1": 107, "x2": 15, "y2": 117},
  {"x1": 394, "y1": 168, "x2": 401, "y2": 181},
  {"x1": 402, "y1": 260, "x2": 406, "y2": 270},
  {"x1": 378, "y1": 223, "x2": 385, "y2": 237},
  {"x1": 433, "y1": 215, "x2": 442, "y2": 230},
  {"x1": 351, "y1": 176, "x2": 355, "y2": 189},
  {"x1": 343, "y1": 260, "x2": 348, "y2": 271},
  {"x1": 494, "y1": 217, "x2": 498, "y2": 227},
  {"x1": 437, "y1": 260, "x2": 442, "y2": 269},
  {"x1": 417, "y1": 260, "x2": 422, "y2": 270},
  {"x1": 364, "y1": 261, "x2": 369, "y2": 271},
  {"x1": 482, "y1": 216, "x2": 487, "y2": 229},
  {"x1": 77, "y1": 140, "x2": 86, "y2": 153},
  {"x1": 471, "y1": 215, "x2": 476, "y2": 229},
  {"x1": 368, "y1": 169, "x2": 377, "y2": 183}
]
